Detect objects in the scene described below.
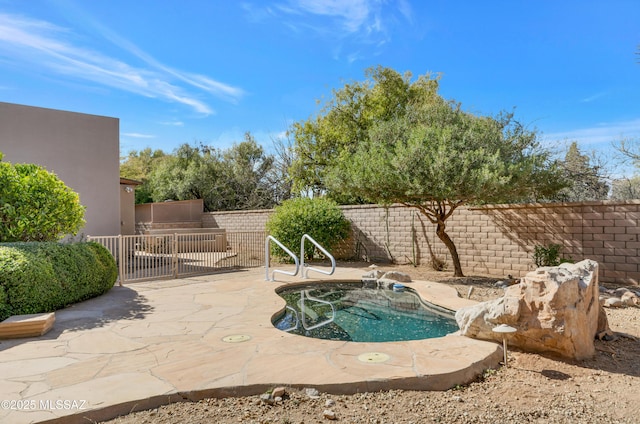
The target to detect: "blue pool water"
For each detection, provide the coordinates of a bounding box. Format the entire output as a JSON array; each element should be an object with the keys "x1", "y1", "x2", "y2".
[{"x1": 272, "y1": 281, "x2": 459, "y2": 342}]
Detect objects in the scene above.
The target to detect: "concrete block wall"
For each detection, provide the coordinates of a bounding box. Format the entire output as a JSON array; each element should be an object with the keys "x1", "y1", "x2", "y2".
[
  {"x1": 202, "y1": 200, "x2": 640, "y2": 284},
  {"x1": 203, "y1": 209, "x2": 272, "y2": 232}
]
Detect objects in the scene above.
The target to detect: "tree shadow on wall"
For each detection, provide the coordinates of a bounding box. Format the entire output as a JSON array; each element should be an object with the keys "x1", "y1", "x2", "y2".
[
  {"x1": 477, "y1": 206, "x2": 568, "y2": 250},
  {"x1": 346, "y1": 225, "x2": 394, "y2": 264}
]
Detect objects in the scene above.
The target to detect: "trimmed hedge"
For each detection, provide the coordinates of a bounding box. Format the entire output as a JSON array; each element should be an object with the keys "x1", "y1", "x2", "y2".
[
  {"x1": 0, "y1": 241, "x2": 117, "y2": 321},
  {"x1": 0, "y1": 157, "x2": 86, "y2": 242}
]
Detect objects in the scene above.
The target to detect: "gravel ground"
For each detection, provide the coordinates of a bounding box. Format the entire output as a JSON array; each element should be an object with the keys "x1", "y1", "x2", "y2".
[{"x1": 104, "y1": 265, "x2": 640, "y2": 424}]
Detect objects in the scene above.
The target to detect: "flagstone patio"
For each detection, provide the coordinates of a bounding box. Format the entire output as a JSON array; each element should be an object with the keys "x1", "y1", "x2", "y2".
[{"x1": 0, "y1": 266, "x2": 501, "y2": 424}]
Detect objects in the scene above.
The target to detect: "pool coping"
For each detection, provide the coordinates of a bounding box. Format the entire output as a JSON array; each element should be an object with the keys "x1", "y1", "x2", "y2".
[{"x1": 0, "y1": 267, "x2": 502, "y2": 424}]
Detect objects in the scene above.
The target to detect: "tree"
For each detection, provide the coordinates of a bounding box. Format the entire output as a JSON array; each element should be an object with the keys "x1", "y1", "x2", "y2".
[
  {"x1": 611, "y1": 176, "x2": 640, "y2": 200},
  {"x1": 120, "y1": 148, "x2": 167, "y2": 204},
  {"x1": 146, "y1": 134, "x2": 281, "y2": 211},
  {"x1": 291, "y1": 67, "x2": 564, "y2": 277},
  {"x1": 551, "y1": 142, "x2": 609, "y2": 202},
  {"x1": 217, "y1": 133, "x2": 277, "y2": 210},
  {"x1": 265, "y1": 135, "x2": 295, "y2": 205},
  {"x1": 0, "y1": 152, "x2": 85, "y2": 241},
  {"x1": 615, "y1": 137, "x2": 640, "y2": 167},
  {"x1": 149, "y1": 143, "x2": 223, "y2": 210},
  {"x1": 290, "y1": 65, "x2": 440, "y2": 201}
]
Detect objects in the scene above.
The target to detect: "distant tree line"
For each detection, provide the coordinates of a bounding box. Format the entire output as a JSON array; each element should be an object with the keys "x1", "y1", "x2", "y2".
[
  {"x1": 120, "y1": 67, "x2": 640, "y2": 214},
  {"x1": 120, "y1": 133, "x2": 293, "y2": 211}
]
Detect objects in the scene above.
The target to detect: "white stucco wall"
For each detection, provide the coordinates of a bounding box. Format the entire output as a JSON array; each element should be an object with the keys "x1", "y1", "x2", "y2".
[{"x1": 0, "y1": 102, "x2": 120, "y2": 236}]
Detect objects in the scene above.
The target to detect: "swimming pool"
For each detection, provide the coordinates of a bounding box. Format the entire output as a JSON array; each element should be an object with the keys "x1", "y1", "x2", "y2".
[{"x1": 272, "y1": 281, "x2": 459, "y2": 342}]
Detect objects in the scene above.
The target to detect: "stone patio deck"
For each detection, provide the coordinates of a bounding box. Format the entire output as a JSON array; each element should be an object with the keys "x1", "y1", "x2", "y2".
[{"x1": 0, "y1": 266, "x2": 501, "y2": 424}]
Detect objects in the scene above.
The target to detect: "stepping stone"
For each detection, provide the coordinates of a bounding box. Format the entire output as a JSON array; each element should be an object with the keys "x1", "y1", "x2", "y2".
[{"x1": 0, "y1": 313, "x2": 55, "y2": 339}]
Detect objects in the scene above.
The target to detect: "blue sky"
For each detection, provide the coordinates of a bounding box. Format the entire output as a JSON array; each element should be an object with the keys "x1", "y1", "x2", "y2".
[{"x1": 1, "y1": 0, "x2": 639, "y2": 175}]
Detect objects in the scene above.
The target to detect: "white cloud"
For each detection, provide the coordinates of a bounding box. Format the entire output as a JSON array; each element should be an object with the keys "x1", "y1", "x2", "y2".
[
  {"x1": 542, "y1": 118, "x2": 640, "y2": 147},
  {"x1": 159, "y1": 120, "x2": 184, "y2": 127},
  {"x1": 581, "y1": 91, "x2": 608, "y2": 103},
  {"x1": 258, "y1": 0, "x2": 413, "y2": 63},
  {"x1": 542, "y1": 119, "x2": 640, "y2": 179},
  {"x1": 84, "y1": 18, "x2": 245, "y2": 104},
  {"x1": 251, "y1": 0, "x2": 413, "y2": 61},
  {"x1": 122, "y1": 132, "x2": 155, "y2": 139},
  {"x1": 0, "y1": 13, "x2": 244, "y2": 114},
  {"x1": 289, "y1": 0, "x2": 371, "y2": 33}
]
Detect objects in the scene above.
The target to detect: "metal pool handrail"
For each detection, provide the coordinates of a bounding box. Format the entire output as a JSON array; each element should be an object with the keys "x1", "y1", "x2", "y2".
[
  {"x1": 281, "y1": 306, "x2": 300, "y2": 332},
  {"x1": 300, "y1": 234, "x2": 336, "y2": 278},
  {"x1": 300, "y1": 290, "x2": 336, "y2": 331},
  {"x1": 265, "y1": 235, "x2": 299, "y2": 281}
]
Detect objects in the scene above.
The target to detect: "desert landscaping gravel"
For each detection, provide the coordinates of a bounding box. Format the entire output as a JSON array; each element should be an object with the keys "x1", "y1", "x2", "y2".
[{"x1": 105, "y1": 265, "x2": 640, "y2": 424}]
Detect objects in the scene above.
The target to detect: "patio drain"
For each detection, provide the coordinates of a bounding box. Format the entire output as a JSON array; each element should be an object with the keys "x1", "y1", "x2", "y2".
[
  {"x1": 222, "y1": 334, "x2": 252, "y2": 343},
  {"x1": 358, "y1": 352, "x2": 390, "y2": 363}
]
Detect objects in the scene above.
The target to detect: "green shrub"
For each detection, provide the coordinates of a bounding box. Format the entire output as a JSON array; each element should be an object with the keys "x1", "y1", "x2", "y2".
[
  {"x1": 533, "y1": 243, "x2": 573, "y2": 267},
  {"x1": 0, "y1": 242, "x2": 117, "y2": 320},
  {"x1": 0, "y1": 154, "x2": 85, "y2": 242},
  {"x1": 266, "y1": 197, "x2": 351, "y2": 261}
]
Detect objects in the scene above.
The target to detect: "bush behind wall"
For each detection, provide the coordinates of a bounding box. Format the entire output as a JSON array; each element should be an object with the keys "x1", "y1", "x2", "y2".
[{"x1": 0, "y1": 241, "x2": 117, "y2": 321}]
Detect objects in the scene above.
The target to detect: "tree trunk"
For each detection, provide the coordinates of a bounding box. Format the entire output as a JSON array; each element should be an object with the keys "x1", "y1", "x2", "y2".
[{"x1": 435, "y1": 219, "x2": 464, "y2": 277}]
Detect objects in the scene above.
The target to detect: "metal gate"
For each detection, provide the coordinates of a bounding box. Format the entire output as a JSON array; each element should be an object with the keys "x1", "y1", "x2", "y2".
[{"x1": 88, "y1": 231, "x2": 265, "y2": 284}]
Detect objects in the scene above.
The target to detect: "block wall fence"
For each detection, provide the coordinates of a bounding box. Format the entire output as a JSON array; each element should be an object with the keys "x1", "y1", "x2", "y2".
[{"x1": 203, "y1": 200, "x2": 640, "y2": 285}]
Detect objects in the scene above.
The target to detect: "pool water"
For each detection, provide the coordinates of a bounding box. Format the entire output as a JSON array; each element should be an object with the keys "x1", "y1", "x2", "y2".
[{"x1": 272, "y1": 281, "x2": 459, "y2": 342}]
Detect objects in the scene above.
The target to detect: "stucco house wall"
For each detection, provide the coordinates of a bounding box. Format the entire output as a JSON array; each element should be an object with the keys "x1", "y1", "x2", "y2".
[
  {"x1": 0, "y1": 102, "x2": 120, "y2": 237},
  {"x1": 119, "y1": 178, "x2": 141, "y2": 235}
]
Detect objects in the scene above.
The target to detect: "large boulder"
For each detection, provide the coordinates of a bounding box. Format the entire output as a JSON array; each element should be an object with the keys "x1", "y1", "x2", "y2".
[{"x1": 455, "y1": 259, "x2": 607, "y2": 360}]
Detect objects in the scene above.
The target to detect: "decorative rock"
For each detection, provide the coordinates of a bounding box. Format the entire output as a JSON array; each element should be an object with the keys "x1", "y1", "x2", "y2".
[
  {"x1": 325, "y1": 399, "x2": 335, "y2": 407},
  {"x1": 272, "y1": 387, "x2": 286, "y2": 398},
  {"x1": 494, "y1": 280, "x2": 509, "y2": 289},
  {"x1": 604, "y1": 297, "x2": 623, "y2": 308},
  {"x1": 323, "y1": 409, "x2": 337, "y2": 420},
  {"x1": 614, "y1": 287, "x2": 630, "y2": 297},
  {"x1": 305, "y1": 388, "x2": 320, "y2": 399},
  {"x1": 621, "y1": 291, "x2": 638, "y2": 307},
  {"x1": 378, "y1": 278, "x2": 399, "y2": 288},
  {"x1": 274, "y1": 396, "x2": 283, "y2": 403},
  {"x1": 494, "y1": 275, "x2": 518, "y2": 289},
  {"x1": 260, "y1": 393, "x2": 274, "y2": 405},
  {"x1": 362, "y1": 270, "x2": 384, "y2": 279},
  {"x1": 456, "y1": 260, "x2": 605, "y2": 360},
  {"x1": 380, "y1": 271, "x2": 412, "y2": 282}
]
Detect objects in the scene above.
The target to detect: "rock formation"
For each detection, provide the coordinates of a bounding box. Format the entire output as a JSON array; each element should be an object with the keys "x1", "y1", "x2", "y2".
[{"x1": 455, "y1": 259, "x2": 608, "y2": 360}]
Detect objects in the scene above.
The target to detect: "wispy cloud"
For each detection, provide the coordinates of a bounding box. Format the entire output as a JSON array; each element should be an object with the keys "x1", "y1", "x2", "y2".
[
  {"x1": 0, "y1": 13, "x2": 244, "y2": 114},
  {"x1": 283, "y1": 0, "x2": 372, "y2": 33},
  {"x1": 246, "y1": 0, "x2": 413, "y2": 60},
  {"x1": 581, "y1": 91, "x2": 609, "y2": 103},
  {"x1": 159, "y1": 120, "x2": 184, "y2": 127},
  {"x1": 122, "y1": 132, "x2": 155, "y2": 139},
  {"x1": 542, "y1": 118, "x2": 640, "y2": 147},
  {"x1": 82, "y1": 18, "x2": 245, "y2": 104}
]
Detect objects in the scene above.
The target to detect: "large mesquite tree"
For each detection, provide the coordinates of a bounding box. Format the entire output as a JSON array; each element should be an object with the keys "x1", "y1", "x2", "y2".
[{"x1": 290, "y1": 67, "x2": 564, "y2": 276}]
